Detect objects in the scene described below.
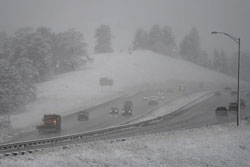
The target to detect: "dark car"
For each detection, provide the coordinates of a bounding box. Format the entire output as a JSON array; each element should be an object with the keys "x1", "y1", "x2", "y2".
[
  {"x1": 215, "y1": 91, "x2": 221, "y2": 96},
  {"x1": 240, "y1": 99, "x2": 246, "y2": 108},
  {"x1": 109, "y1": 107, "x2": 119, "y2": 115},
  {"x1": 224, "y1": 86, "x2": 231, "y2": 91},
  {"x1": 215, "y1": 106, "x2": 228, "y2": 117},
  {"x1": 122, "y1": 101, "x2": 133, "y2": 116},
  {"x1": 148, "y1": 99, "x2": 158, "y2": 105},
  {"x1": 228, "y1": 102, "x2": 237, "y2": 113},
  {"x1": 77, "y1": 111, "x2": 89, "y2": 121}
]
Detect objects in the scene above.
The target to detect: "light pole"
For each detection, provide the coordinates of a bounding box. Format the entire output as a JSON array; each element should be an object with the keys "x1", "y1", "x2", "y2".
[{"x1": 211, "y1": 31, "x2": 241, "y2": 126}]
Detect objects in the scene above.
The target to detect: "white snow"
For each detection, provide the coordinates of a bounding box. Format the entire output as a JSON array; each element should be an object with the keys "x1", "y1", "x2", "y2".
[
  {"x1": 1, "y1": 121, "x2": 250, "y2": 167},
  {"x1": 9, "y1": 50, "x2": 236, "y2": 130}
]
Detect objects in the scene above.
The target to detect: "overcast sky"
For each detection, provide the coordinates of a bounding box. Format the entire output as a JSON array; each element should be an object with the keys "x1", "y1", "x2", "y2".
[{"x1": 0, "y1": 0, "x2": 249, "y2": 55}]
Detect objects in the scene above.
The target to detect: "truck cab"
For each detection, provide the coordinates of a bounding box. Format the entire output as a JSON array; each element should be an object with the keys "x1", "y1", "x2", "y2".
[
  {"x1": 122, "y1": 101, "x2": 133, "y2": 116},
  {"x1": 36, "y1": 114, "x2": 61, "y2": 133}
]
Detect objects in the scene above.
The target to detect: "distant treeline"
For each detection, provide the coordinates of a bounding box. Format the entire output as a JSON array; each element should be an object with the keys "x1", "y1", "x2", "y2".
[{"x1": 132, "y1": 25, "x2": 250, "y2": 82}]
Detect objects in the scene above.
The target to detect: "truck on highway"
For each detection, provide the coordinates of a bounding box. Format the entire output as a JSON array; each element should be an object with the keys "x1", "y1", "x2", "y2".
[
  {"x1": 36, "y1": 114, "x2": 61, "y2": 133},
  {"x1": 122, "y1": 101, "x2": 133, "y2": 116},
  {"x1": 157, "y1": 90, "x2": 165, "y2": 99}
]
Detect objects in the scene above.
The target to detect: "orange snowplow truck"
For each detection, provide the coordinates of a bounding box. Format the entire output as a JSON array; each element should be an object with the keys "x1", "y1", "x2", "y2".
[{"x1": 36, "y1": 114, "x2": 61, "y2": 133}]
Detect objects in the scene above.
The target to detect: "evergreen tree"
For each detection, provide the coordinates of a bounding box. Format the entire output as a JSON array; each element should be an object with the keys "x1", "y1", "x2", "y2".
[
  {"x1": 148, "y1": 25, "x2": 163, "y2": 53},
  {"x1": 161, "y1": 25, "x2": 176, "y2": 57},
  {"x1": 53, "y1": 29, "x2": 88, "y2": 73},
  {"x1": 180, "y1": 27, "x2": 201, "y2": 63},
  {"x1": 132, "y1": 28, "x2": 148, "y2": 50},
  {"x1": 0, "y1": 60, "x2": 28, "y2": 114},
  {"x1": 94, "y1": 25, "x2": 113, "y2": 53},
  {"x1": 133, "y1": 25, "x2": 176, "y2": 57},
  {"x1": 213, "y1": 49, "x2": 228, "y2": 74}
]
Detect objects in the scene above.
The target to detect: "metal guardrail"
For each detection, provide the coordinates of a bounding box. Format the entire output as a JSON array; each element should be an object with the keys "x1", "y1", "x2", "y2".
[{"x1": 0, "y1": 90, "x2": 215, "y2": 156}]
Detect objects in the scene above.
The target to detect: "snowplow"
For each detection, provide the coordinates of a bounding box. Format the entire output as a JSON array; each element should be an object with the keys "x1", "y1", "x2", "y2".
[{"x1": 36, "y1": 114, "x2": 61, "y2": 133}]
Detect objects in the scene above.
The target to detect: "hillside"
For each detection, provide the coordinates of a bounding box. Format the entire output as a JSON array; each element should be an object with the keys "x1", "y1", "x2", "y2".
[{"x1": 11, "y1": 50, "x2": 236, "y2": 129}]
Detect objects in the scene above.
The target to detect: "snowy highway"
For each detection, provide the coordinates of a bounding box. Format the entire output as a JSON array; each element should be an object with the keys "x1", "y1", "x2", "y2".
[
  {"x1": 2, "y1": 87, "x2": 249, "y2": 146},
  {"x1": 73, "y1": 90, "x2": 250, "y2": 143},
  {"x1": 2, "y1": 88, "x2": 188, "y2": 143},
  {"x1": 1, "y1": 88, "x2": 249, "y2": 155}
]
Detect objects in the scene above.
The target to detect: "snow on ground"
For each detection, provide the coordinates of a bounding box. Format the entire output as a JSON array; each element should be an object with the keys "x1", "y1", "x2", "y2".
[
  {"x1": 123, "y1": 91, "x2": 214, "y2": 125},
  {"x1": 10, "y1": 50, "x2": 236, "y2": 130},
  {"x1": 2, "y1": 121, "x2": 250, "y2": 167}
]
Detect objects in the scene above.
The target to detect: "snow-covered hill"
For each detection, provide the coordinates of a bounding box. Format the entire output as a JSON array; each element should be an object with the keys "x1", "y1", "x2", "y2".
[
  {"x1": 11, "y1": 50, "x2": 236, "y2": 129},
  {"x1": 2, "y1": 121, "x2": 250, "y2": 167}
]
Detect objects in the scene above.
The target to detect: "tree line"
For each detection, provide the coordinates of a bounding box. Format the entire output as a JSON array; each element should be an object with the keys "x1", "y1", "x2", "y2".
[
  {"x1": 132, "y1": 25, "x2": 250, "y2": 82},
  {"x1": 0, "y1": 24, "x2": 115, "y2": 115}
]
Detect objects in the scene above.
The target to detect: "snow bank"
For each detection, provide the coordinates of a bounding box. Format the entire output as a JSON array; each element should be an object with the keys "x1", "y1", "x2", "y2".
[{"x1": 2, "y1": 121, "x2": 250, "y2": 167}]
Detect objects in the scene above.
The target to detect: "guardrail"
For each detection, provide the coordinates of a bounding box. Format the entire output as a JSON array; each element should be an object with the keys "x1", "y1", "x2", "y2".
[{"x1": 0, "y1": 90, "x2": 215, "y2": 157}]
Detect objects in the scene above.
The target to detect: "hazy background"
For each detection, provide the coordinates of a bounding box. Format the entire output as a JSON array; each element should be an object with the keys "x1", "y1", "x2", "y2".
[{"x1": 0, "y1": 0, "x2": 249, "y2": 55}]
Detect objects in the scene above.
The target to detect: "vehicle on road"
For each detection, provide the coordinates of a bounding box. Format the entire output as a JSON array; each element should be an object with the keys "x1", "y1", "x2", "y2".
[
  {"x1": 78, "y1": 111, "x2": 89, "y2": 121},
  {"x1": 157, "y1": 90, "x2": 165, "y2": 99},
  {"x1": 240, "y1": 98, "x2": 246, "y2": 108},
  {"x1": 143, "y1": 96, "x2": 149, "y2": 100},
  {"x1": 36, "y1": 114, "x2": 61, "y2": 133},
  {"x1": 224, "y1": 86, "x2": 231, "y2": 91},
  {"x1": 177, "y1": 85, "x2": 184, "y2": 92},
  {"x1": 148, "y1": 97, "x2": 158, "y2": 105},
  {"x1": 214, "y1": 91, "x2": 221, "y2": 96},
  {"x1": 109, "y1": 107, "x2": 119, "y2": 115},
  {"x1": 215, "y1": 106, "x2": 228, "y2": 117},
  {"x1": 122, "y1": 101, "x2": 133, "y2": 116},
  {"x1": 228, "y1": 102, "x2": 237, "y2": 113}
]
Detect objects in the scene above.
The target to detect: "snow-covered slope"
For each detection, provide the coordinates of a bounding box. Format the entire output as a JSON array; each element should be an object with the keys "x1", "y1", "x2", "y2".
[
  {"x1": 11, "y1": 50, "x2": 236, "y2": 129},
  {"x1": 2, "y1": 122, "x2": 250, "y2": 167}
]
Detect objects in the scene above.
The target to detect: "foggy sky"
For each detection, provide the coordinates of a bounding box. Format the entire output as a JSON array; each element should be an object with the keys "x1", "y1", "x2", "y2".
[{"x1": 0, "y1": 0, "x2": 250, "y2": 55}]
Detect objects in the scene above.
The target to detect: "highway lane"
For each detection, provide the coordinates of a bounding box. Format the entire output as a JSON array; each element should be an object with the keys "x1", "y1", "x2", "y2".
[
  {"x1": 3, "y1": 87, "x2": 191, "y2": 143},
  {"x1": 1, "y1": 88, "x2": 247, "y2": 154},
  {"x1": 75, "y1": 90, "x2": 250, "y2": 143}
]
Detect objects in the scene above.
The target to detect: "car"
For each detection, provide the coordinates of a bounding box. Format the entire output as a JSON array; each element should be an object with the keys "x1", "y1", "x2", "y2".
[
  {"x1": 143, "y1": 96, "x2": 149, "y2": 100},
  {"x1": 157, "y1": 90, "x2": 165, "y2": 99},
  {"x1": 122, "y1": 101, "x2": 133, "y2": 116},
  {"x1": 177, "y1": 85, "x2": 184, "y2": 92},
  {"x1": 148, "y1": 98, "x2": 158, "y2": 105},
  {"x1": 215, "y1": 106, "x2": 228, "y2": 117},
  {"x1": 215, "y1": 91, "x2": 221, "y2": 96},
  {"x1": 224, "y1": 86, "x2": 231, "y2": 91},
  {"x1": 240, "y1": 99, "x2": 246, "y2": 108},
  {"x1": 230, "y1": 91, "x2": 237, "y2": 96},
  {"x1": 228, "y1": 102, "x2": 237, "y2": 113},
  {"x1": 109, "y1": 107, "x2": 119, "y2": 115},
  {"x1": 77, "y1": 111, "x2": 89, "y2": 121}
]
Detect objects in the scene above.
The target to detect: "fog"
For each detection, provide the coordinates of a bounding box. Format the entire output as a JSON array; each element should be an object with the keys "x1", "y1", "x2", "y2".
[
  {"x1": 0, "y1": 0, "x2": 250, "y2": 54},
  {"x1": 1, "y1": 2, "x2": 250, "y2": 164}
]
